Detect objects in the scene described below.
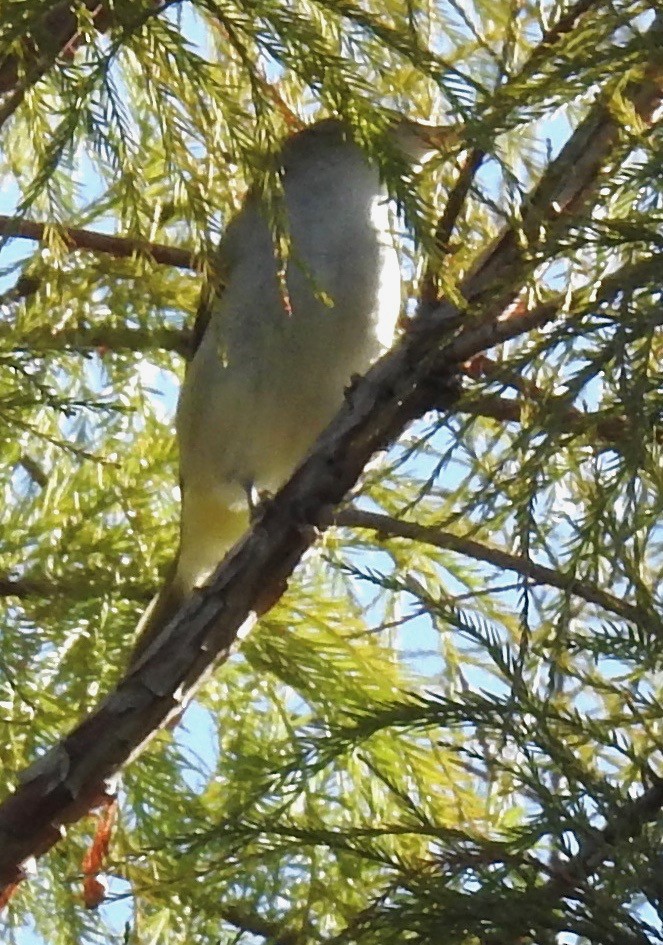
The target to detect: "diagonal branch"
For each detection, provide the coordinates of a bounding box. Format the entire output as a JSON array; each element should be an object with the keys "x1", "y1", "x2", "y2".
[
  {"x1": 335, "y1": 509, "x2": 656, "y2": 629},
  {"x1": 420, "y1": 0, "x2": 609, "y2": 304},
  {"x1": 0, "y1": 14, "x2": 661, "y2": 894},
  {"x1": 0, "y1": 3, "x2": 112, "y2": 96},
  {"x1": 0, "y1": 3, "x2": 116, "y2": 131},
  {"x1": 0, "y1": 2, "x2": 165, "y2": 132}
]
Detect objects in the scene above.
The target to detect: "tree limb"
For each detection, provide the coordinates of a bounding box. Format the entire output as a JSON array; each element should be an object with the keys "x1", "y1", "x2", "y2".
[
  {"x1": 0, "y1": 13, "x2": 660, "y2": 894},
  {"x1": 0, "y1": 215, "x2": 196, "y2": 270},
  {"x1": 0, "y1": 2, "x2": 166, "y2": 132},
  {"x1": 0, "y1": 2, "x2": 116, "y2": 132},
  {"x1": 421, "y1": 0, "x2": 607, "y2": 303},
  {"x1": 1, "y1": 322, "x2": 189, "y2": 357},
  {"x1": 0, "y1": 3, "x2": 112, "y2": 96},
  {"x1": 335, "y1": 509, "x2": 656, "y2": 629},
  {"x1": 0, "y1": 573, "x2": 151, "y2": 604}
]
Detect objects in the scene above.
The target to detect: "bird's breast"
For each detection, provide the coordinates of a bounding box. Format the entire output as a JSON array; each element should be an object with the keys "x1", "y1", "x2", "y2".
[{"x1": 178, "y1": 150, "x2": 401, "y2": 509}]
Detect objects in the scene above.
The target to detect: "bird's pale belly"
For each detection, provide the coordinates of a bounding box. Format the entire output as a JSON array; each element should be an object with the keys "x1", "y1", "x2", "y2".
[
  {"x1": 178, "y1": 249, "x2": 400, "y2": 511},
  {"x1": 179, "y1": 304, "x2": 392, "y2": 506}
]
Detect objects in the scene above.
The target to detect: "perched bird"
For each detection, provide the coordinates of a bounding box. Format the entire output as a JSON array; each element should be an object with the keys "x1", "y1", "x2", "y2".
[{"x1": 130, "y1": 115, "x2": 455, "y2": 665}]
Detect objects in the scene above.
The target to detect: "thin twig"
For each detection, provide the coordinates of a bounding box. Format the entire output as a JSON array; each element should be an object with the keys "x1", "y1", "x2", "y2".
[
  {"x1": 419, "y1": 148, "x2": 484, "y2": 307},
  {"x1": 482, "y1": 776, "x2": 663, "y2": 945},
  {"x1": 459, "y1": 392, "x2": 660, "y2": 449},
  {"x1": 220, "y1": 905, "x2": 304, "y2": 945},
  {"x1": 335, "y1": 508, "x2": 656, "y2": 629}
]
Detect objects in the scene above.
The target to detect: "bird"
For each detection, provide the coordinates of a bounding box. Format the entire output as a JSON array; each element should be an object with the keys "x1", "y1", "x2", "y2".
[{"x1": 129, "y1": 114, "x2": 456, "y2": 667}]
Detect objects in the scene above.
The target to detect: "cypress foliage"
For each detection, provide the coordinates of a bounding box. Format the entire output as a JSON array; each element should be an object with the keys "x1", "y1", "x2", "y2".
[{"x1": 0, "y1": 2, "x2": 661, "y2": 942}]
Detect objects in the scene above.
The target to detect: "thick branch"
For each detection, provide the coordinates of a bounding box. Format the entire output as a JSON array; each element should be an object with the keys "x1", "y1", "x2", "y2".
[
  {"x1": 0, "y1": 16, "x2": 660, "y2": 892},
  {"x1": 335, "y1": 509, "x2": 654, "y2": 628},
  {"x1": 0, "y1": 215, "x2": 196, "y2": 270},
  {"x1": 0, "y1": 576, "x2": 58, "y2": 600},
  {"x1": 0, "y1": 3, "x2": 112, "y2": 95}
]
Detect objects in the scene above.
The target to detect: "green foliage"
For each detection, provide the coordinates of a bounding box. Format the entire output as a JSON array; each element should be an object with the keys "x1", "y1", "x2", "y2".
[{"x1": 1, "y1": 0, "x2": 662, "y2": 943}]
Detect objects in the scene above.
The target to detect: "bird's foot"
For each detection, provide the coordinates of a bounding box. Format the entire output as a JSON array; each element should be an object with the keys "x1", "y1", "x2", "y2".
[
  {"x1": 244, "y1": 481, "x2": 274, "y2": 523},
  {"x1": 343, "y1": 373, "x2": 364, "y2": 406}
]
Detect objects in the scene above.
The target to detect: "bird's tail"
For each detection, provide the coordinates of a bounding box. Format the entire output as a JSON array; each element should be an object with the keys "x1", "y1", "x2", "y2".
[
  {"x1": 128, "y1": 497, "x2": 249, "y2": 671},
  {"x1": 128, "y1": 572, "x2": 185, "y2": 669}
]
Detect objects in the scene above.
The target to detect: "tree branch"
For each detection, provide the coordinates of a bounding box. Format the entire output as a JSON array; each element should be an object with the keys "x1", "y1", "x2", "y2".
[
  {"x1": 481, "y1": 776, "x2": 663, "y2": 945},
  {"x1": 335, "y1": 509, "x2": 656, "y2": 629},
  {"x1": 0, "y1": 3, "x2": 117, "y2": 132},
  {"x1": 220, "y1": 904, "x2": 304, "y2": 945},
  {"x1": 0, "y1": 14, "x2": 660, "y2": 893},
  {"x1": 458, "y1": 251, "x2": 663, "y2": 447},
  {"x1": 0, "y1": 3, "x2": 166, "y2": 132},
  {"x1": 461, "y1": 391, "x2": 663, "y2": 449},
  {"x1": 0, "y1": 215, "x2": 197, "y2": 270},
  {"x1": 0, "y1": 573, "x2": 150, "y2": 604},
  {"x1": 1, "y1": 322, "x2": 189, "y2": 357},
  {"x1": 420, "y1": 0, "x2": 607, "y2": 305},
  {"x1": 0, "y1": 3, "x2": 111, "y2": 96},
  {"x1": 17, "y1": 455, "x2": 47, "y2": 489},
  {"x1": 562, "y1": 776, "x2": 663, "y2": 885}
]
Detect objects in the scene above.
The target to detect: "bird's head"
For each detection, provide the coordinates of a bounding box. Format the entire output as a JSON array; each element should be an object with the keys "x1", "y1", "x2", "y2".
[
  {"x1": 280, "y1": 114, "x2": 459, "y2": 170},
  {"x1": 385, "y1": 115, "x2": 460, "y2": 166}
]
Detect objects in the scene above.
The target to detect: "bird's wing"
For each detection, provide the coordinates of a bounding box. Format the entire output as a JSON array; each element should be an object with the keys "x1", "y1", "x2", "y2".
[
  {"x1": 189, "y1": 185, "x2": 265, "y2": 361},
  {"x1": 188, "y1": 242, "x2": 230, "y2": 361}
]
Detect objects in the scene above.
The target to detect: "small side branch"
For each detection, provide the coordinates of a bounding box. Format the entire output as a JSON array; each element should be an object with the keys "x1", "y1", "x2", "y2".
[
  {"x1": 335, "y1": 508, "x2": 654, "y2": 629},
  {"x1": 0, "y1": 215, "x2": 196, "y2": 270},
  {"x1": 2, "y1": 322, "x2": 189, "y2": 357}
]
